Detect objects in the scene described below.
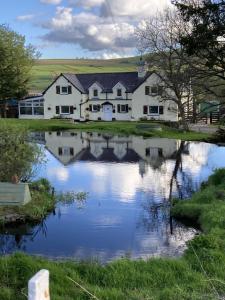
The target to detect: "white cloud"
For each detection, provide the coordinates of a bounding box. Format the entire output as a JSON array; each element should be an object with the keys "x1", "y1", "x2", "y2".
[
  {"x1": 17, "y1": 14, "x2": 35, "y2": 21},
  {"x1": 69, "y1": 0, "x2": 105, "y2": 9},
  {"x1": 52, "y1": 7, "x2": 73, "y2": 27},
  {"x1": 40, "y1": 0, "x2": 62, "y2": 4},
  {"x1": 101, "y1": 52, "x2": 128, "y2": 59},
  {"x1": 100, "y1": 0, "x2": 171, "y2": 18},
  {"x1": 42, "y1": 7, "x2": 136, "y2": 52},
  {"x1": 41, "y1": 0, "x2": 171, "y2": 55}
]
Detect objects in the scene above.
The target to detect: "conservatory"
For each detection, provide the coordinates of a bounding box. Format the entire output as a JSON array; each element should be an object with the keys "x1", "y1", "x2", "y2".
[{"x1": 19, "y1": 96, "x2": 44, "y2": 119}]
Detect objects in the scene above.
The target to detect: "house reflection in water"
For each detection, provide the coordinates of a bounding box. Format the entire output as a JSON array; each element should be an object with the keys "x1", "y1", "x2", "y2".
[{"x1": 43, "y1": 131, "x2": 180, "y2": 175}]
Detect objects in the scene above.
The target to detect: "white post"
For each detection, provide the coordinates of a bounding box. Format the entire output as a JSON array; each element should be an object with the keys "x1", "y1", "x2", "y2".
[{"x1": 28, "y1": 269, "x2": 50, "y2": 300}]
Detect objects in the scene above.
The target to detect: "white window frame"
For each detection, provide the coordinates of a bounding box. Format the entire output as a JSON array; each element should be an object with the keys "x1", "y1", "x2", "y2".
[
  {"x1": 117, "y1": 89, "x2": 122, "y2": 97},
  {"x1": 92, "y1": 104, "x2": 100, "y2": 112},
  {"x1": 60, "y1": 106, "x2": 70, "y2": 115},
  {"x1": 150, "y1": 86, "x2": 158, "y2": 95},
  {"x1": 19, "y1": 98, "x2": 44, "y2": 116},
  {"x1": 61, "y1": 86, "x2": 69, "y2": 95},
  {"x1": 149, "y1": 106, "x2": 159, "y2": 115},
  {"x1": 120, "y1": 105, "x2": 127, "y2": 113},
  {"x1": 93, "y1": 89, "x2": 98, "y2": 98}
]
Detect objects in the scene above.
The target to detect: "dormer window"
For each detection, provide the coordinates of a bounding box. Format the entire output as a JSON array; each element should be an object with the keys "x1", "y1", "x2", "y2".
[
  {"x1": 117, "y1": 89, "x2": 122, "y2": 97},
  {"x1": 93, "y1": 89, "x2": 98, "y2": 97}
]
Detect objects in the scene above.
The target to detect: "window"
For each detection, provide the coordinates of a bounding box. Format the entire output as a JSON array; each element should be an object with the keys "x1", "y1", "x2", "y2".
[
  {"x1": 143, "y1": 105, "x2": 148, "y2": 115},
  {"x1": 146, "y1": 147, "x2": 163, "y2": 157},
  {"x1": 117, "y1": 89, "x2": 122, "y2": 97},
  {"x1": 93, "y1": 89, "x2": 98, "y2": 97},
  {"x1": 92, "y1": 105, "x2": 101, "y2": 112},
  {"x1": 58, "y1": 147, "x2": 74, "y2": 156},
  {"x1": 151, "y1": 86, "x2": 158, "y2": 95},
  {"x1": 61, "y1": 86, "x2": 68, "y2": 94},
  {"x1": 20, "y1": 107, "x2": 32, "y2": 115},
  {"x1": 117, "y1": 104, "x2": 128, "y2": 113},
  {"x1": 145, "y1": 86, "x2": 164, "y2": 96},
  {"x1": 56, "y1": 85, "x2": 72, "y2": 95},
  {"x1": 19, "y1": 98, "x2": 44, "y2": 116},
  {"x1": 33, "y1": 107, "x2": 44, "y2": 115},
  {"x1": 61, "y1": 106, "x2": 70, "y2": 114},
  {"x1": 149, "y1": 106, "x2": 159, "y2": 114}
]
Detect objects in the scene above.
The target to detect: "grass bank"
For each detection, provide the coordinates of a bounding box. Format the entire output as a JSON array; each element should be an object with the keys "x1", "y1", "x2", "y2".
[
  {"x1": 0, "y1": 119, "x2": 211, "y2": 141},
  {"x1": 0, "y1": 179, "x2": 55, "y2": 225},
  {"x1": 1, "y1": 169, "x2": 225, "y2": 299}
]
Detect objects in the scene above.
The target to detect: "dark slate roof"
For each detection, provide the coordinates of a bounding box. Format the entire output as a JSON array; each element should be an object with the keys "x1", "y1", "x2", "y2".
[
  {"x1": 62, "y1": 72, "x2": 151, "y2": 93},
  {"x1": 72, "y1": 147, "x2": 140, "y2": 163}
]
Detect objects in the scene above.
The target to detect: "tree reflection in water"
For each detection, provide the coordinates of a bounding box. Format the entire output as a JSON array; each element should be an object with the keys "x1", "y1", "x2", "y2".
[
  {"x1": 0, "y1": 220, "x2": 48, "y2": 254},
  {"x1": 138, "y1": 141, "x2": 199, "y2": 248}
]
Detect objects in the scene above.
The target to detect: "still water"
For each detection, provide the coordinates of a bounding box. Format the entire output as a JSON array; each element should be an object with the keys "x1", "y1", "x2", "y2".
[{"x1": 1, "y1": 131, "x2": 225, "y2": 262}]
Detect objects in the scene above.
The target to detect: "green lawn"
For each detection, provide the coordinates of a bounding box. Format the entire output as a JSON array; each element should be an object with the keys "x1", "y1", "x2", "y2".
[
  {"x1": 1, "y1": 169, "x2": 225, "y2": 299},
  {"x1": 30, "y1": 58, "x2": 137, "y2": 92},
  {"x1": 0, "y1": 119, "x2": 211, "y2": 141}
]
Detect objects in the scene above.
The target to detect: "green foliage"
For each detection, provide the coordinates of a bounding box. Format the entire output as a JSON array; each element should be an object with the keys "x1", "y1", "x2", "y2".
[
  {"x1": 30, "y1": 178, "x2": 52, "y2": 193},
  {"x1": 0, "y1": 123, "x2": 44, "y2": 182},
  {"x1": 0, "y1": 178, "x2": 55, "y2": 223},
  {"x1": 56, "y1": 191, "x2": 89, "y2": 208},
  {"x1": 174, "y1": 0, "x2": 225, "y2": 79},
  {"x1": 0, "y1": 25, "x2": 39, "y2": 101}
]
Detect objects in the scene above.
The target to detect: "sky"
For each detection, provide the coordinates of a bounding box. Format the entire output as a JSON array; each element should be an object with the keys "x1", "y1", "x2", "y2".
[{"x1": 0, "y1": 0, "x2": 171, "y2": 59}]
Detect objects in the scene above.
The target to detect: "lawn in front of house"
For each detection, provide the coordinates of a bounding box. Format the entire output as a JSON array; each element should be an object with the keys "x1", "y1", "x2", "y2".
[{"x1": 0, "y1": 118, "x2": 211, "y2": 141}]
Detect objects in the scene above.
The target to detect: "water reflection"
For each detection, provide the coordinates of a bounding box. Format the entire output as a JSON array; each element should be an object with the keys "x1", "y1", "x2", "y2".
[{"x1": 1, "y1": 131, "x2": 225, "y2": 262}]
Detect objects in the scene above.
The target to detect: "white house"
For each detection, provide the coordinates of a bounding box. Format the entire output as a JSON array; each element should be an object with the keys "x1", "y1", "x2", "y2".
[{"x1": 19, "y1": 62, "x2": 179, "y2": 122}]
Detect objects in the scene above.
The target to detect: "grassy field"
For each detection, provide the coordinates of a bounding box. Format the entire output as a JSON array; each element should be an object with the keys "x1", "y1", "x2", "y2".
[
  {"x1": 0, "y1": 119, "x2": 212, "y2": 141},
  {"x1": 30, "y1": 58, "x2": 138, "y2": 92},
  {"x1": 1, "y1": 169, "x2": 225, "y2": 299}
]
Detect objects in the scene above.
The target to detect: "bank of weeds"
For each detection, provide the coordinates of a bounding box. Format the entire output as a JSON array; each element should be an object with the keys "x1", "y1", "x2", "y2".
[
  {"x1": 0, "y1": 179, "x2": 55, "y2": 225},
  {"x1": 0, "y1": 119, "x2": 210, "y2": 141},
  {"x1": 0, "y1": 169, "x2": 225, "y2": 299}
]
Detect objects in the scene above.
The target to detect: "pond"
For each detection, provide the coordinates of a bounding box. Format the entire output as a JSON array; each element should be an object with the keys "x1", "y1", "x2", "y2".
[{"x1": 1, "y1": 131, "x2": 225, "y2": 262}]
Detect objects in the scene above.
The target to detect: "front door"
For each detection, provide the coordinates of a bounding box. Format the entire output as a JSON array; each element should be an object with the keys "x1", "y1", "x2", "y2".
[{"x1": 102, "y1": 105, "x2": 113, "y2": 121}]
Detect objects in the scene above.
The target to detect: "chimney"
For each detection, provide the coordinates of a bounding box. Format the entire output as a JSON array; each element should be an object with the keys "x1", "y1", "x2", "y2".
[{"x1": 137, "y1": 57, "x2": 148, "y2": 78}]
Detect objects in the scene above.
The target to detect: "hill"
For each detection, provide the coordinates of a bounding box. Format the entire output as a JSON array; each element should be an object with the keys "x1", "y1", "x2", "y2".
[{"x1": 30, "y1": 57, "x2": 139, "y2": 92}]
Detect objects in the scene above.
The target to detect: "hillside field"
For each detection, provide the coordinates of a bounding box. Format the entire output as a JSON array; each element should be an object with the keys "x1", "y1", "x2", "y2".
[{"x1": 30, "y1": 58, "x2": 138, "y2": 92}]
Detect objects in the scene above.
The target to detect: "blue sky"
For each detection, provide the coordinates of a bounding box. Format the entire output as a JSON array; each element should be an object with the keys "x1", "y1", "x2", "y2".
[{"x1": 0, "y1": 0, "x2": 170, "y2": 59}]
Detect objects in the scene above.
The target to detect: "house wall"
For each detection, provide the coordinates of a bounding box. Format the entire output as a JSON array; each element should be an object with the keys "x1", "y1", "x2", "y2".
[
  {"x1": 42, "y1": 73, "x2": 179, "y2": 122},
  {"x1": 44, "y1": 76, "x2": 84, "y2": 120},
  {"x1": 132, "y1": 73, "x2": 178, "y2": 121},
  {"x1": 81, "y1": 100, "x2": 132, "y2": 121}
]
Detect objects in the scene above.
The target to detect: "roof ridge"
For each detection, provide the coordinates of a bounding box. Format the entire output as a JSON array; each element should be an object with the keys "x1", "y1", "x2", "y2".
[{"x1": 62, "y1": 71, "x2": 138, "y2": 76}]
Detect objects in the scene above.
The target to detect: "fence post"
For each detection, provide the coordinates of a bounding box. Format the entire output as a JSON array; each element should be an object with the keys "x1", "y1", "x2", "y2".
[{"x1": 28, "y1": 269, "x2": 50, "y2": 300}]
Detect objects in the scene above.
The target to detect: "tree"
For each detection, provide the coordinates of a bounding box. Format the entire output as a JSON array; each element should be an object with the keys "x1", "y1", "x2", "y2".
[
  {"x1": 137, "y1": 9, "x2": 197, "y2": 130},
  {"x1": 0, "y1": 124, "x2": 43, "y2": 182},
  {"x1": 174, "y1": 0, "x2": 225, "y2": 81},
  {"x1": 0, "y1": 25, "x2": 40, "y2": 117}
]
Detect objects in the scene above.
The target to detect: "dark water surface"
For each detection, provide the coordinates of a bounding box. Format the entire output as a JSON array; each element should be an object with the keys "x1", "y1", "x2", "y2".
[{"x1": 1, "y1": 131, "x2": 225, "y2": 262}]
